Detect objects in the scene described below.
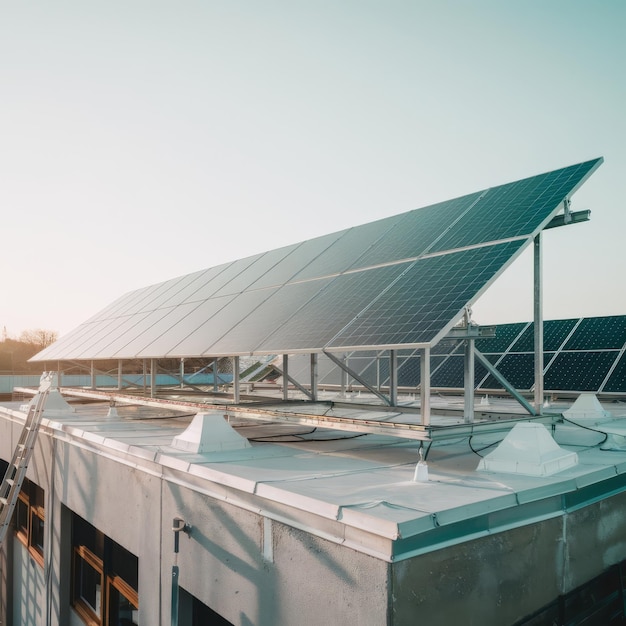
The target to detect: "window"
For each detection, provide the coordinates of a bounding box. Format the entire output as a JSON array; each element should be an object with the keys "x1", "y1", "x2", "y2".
[
  {"x1": 14, "y1": 477, "x2": 45, "y2": 566},
  {"x1": 71, "y1": 513, "x2": 139, "y2": 626}
]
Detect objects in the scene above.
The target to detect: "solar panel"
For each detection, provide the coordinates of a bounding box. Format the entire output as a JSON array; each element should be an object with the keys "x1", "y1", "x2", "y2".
[
  {"x1": 325, "y1": 240, "x2": 525, "y2": 350},
  {"x1": 603, "y1": 353, "x2": 626, "y2": 393},
  {"x1": 32, "y1": 157, "x2": 603, "y2": 362},
  {"x1": 475, "y1": 323, "x2": 528, "y2": 354},
  {"x1": 510, "y1": 319, "x2": 578, "y2": 353},
  {"x1": 564, "y1": 316, "x2": 626, "y2": 350},
  {"x1": 545, "y1": 352, "x2": 618, "y2": 391}
]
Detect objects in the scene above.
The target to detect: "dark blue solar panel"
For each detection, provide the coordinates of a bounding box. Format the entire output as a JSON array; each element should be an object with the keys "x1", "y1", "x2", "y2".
[
  {"x1": 351, "y1": 192, "x2": 483, "y2": 269},
  {"x1": 483, "y1": 354, "x2": 536, "y2": 390},
  {"x1": 431, "y1": 355, "x2": 464, "y2": 388},
  {"x1": 328, "y1": 240, "x2": 525, "y2": 349},
  {"x1": 511, "y1": 318, "x2": 578, "y2": 353},
  {"x1": 290, "y1": 215, "x2": 403, "y2": 281},
  {"x1": 545, "y1": 351, "x2": 618, "y2": 391},
  {"x1": 207, "y1": 279, "x2": 333, "y2": 355},
  {"x1": 429, "y1": 159, "x2": 601, "y2": 253},
  {"x1": 475, "y1": 323, "x2": 528, "y2": 353},
  {"x1": 32, "y1": 158, "x2": 602, "y2": 362},
  {"x1": 603, "y1": 353, "x2": 626, "y2": 393},
  {"x1": 564, "y1": 316, "x2": 626, "y2": 350},
  {"x1": 256, "y1": 263, "x2": 414, "y2": 353}
]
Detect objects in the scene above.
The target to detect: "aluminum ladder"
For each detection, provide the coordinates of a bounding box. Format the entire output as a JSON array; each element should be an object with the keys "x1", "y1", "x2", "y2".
[{"x1": 0, "y1": 374, "x2": 52, "y2": 545}]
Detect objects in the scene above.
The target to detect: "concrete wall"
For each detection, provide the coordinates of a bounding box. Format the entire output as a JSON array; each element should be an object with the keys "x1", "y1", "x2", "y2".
[
  {"x1": 391, "y1": 492, "x2": 626, "y2": 626},
  {"x1": 5, "y1": 410, "x2": 626, "y2": 626},
  {"x1": 161, "y1": 478, "x2": 389, "y2": 625},
  {"x1": 12, "y1": 540, "x2": 45, "y2": 625},
  {"x1": 1, "y1": 418, "x2": 389, "y2": 625}
]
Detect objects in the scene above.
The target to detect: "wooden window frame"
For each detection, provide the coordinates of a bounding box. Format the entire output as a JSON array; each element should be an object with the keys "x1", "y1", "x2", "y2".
[
  {"x1": 105, "y1": 575, "x2": 139, "y2": 625},
  {"x1": 71, "y1": 517, "x2": 139, "y2": 626},
  {"x1": 72, "y1": 545, "x2": 104, "y2": 626},
  {"x1": 14, "y1": 481, "x2": 45, "y2": 567}
]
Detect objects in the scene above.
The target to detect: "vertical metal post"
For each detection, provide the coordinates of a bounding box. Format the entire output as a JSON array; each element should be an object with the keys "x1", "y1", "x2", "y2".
[
  {"x1": 310, "y1": 353, "x2": 318, "y2": 401},
  {"x1": 57, "y1": 361, "x2": 61, "y2": 390},
  {"x1": 150, "y1": 358, "x2": 156, "y2": 398},
  {"x1": 376, "y1": 353, "x2": 381, "y2": 390},
  {"x1": 212, "y1": 359, "x2": 218, "y2": 392},
  {"x1": 420, "y1": 347, "x2": 431, "y2": 426},
  {"x1": 389, "y1": 350, "x2": 398, "y2": 406},
  {"x1": 534, "y1": 234, "x2": 544, "y2": 412},
  {"x1": 340, "y1": 354, "x2": 347, "y2": 397},
  {"x1": 233, "y1": 356, "x2": 240, "y2": 403},
  {"x1": 464, "y1": 338, "x2": 475, "y2": 423},
  {"x1": 282, "y1": 354, "x2": 289, "y2": 401},
  {"x1": 143, "y1": 359, "x2": 147, "y2": 394},
  {"x1": 90, "y1": 361, "x2": 95, "y2": 390},
  {"x1": 180, "y1": 358, "x2": 185, "y2": 389},
  {"x1": 117, "y1": 359, "x2": 123, "y2": 390}
]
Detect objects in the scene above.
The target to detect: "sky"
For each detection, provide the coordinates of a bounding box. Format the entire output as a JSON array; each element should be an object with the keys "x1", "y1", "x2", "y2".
[{"x1": 1, "y1": 1, "x2": 625, "y2": 338}]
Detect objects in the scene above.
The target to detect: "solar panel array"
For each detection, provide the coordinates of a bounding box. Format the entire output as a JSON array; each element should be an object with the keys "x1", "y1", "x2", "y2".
[
  {"x1": 33, "y1": 158, "x2": 602, "y2": 362},
  {"x1": 282, "y1": 315, "x2": 626, "y2": 395}
]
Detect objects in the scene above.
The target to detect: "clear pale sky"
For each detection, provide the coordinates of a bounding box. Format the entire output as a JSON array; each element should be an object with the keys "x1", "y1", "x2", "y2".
[{"x1": 1, "y1": 1, "x2": 625, "y2": 338}]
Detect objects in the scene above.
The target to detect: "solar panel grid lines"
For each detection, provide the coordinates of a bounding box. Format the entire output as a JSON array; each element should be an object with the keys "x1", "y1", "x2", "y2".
[
  {"x1": 254, "y1": 262, "x2": 414, "y2": 354},
  {"x1": 598, "y1": 344, "x2": 626, "y2": 392},
  {"x1": 287, "y1": 217, "x2": 400, "y2": 283},
  {"x1": 544, "y1": 351, "x2": 618, "y2": 392},
  {"x1": 71, "y1": 312, "x2": 155, "y2": 360},
  {"x1": 200, "y1": 281, "x2": 328, "y2": 357},
  {"x1": 564, "y1": 315, "x2": 626, "y2": 350},
  {"x1": 510, "y1": 318, "x2": 579, "y2": 353},
  {"x1": 30, "y1": 157, "x2": 603, "y2": 363},
  {"x1": 347, "y1": 191, "x2": 484, "y2": 271},
  {"x1": 428, "y1": 158, "x2": 602, "y2": 254},
  {"x1": 178, "y1": 255, "x2": 260, "y2": 306},
  {"x1": 603, "y1": 351, "x2": 626, "y2": 393},
  {"x1": 90, "y1": 306, "x2": 183, "y2": 359},
  {"x1": 327, "y1": 240, "x2": 526, "y2": 351},
  {"x1": 210, "y1": 246, "x2": 300, "y2": 299}
]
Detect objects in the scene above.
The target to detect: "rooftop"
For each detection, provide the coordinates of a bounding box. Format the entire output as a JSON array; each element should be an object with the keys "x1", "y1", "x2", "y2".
[{"x1": 4, "y1": 388, "x2": 626, "y2": 562}]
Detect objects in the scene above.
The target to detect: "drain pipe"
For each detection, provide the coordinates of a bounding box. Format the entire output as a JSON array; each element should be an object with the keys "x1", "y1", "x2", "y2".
[{"x1": 171, "y1": 517, "x2": 192, "y2": 626}]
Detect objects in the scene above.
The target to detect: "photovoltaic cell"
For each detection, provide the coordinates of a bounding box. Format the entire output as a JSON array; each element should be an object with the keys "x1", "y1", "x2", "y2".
[
  {"x1": 564, "y1": 316, "x2": 626, "y2": 350},
  {"x1": 327, "y1": 240, "x2": 525, "y2": 349},
  {"x1": 32, "y1": 158, "x2": 602, "y2": 362},
  {"x1": 249, "y1": 230, "x2": 347, "y2": 290},
  {"x1": 349, "y1": 192, "x2": 483, "y2": 269},
  {"x1": 429, "y1": 159, "x2": 601, "y2": 253},
  {"x1": 289, "y1": 216, "x2": 403, "y2": 281},
  {"x1": 256, "y1": 263, "x2": 414, "y2": 353},
  {"x1": 211, "y1": 247, "x2": 298, "y2": 298},
  {"x1": 603, "y1": 353, "x2": 626, "y2": 393},
  {"x1": 510, "y1": 319, "x2": 578, "y2": 353},
  {"x1": 475, "y1": 323, "x2": 528, "y2": 354},
  {"x1": 205, "y1": 279, "x2": 333, "y2": 356},
  {"x1": 544, "y1": 352, "x2": 618, "y2": 391}
]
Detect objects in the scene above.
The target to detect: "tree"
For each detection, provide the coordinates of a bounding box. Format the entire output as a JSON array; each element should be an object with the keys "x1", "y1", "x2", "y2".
[{"x1": 18, "y1": 328, "x2": 58, "y2": 351}]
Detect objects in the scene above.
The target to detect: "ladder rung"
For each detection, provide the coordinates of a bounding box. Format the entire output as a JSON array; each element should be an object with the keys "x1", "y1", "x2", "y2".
[{"x1": 0, "y1": 497, "x2": 7, "y2": 506}]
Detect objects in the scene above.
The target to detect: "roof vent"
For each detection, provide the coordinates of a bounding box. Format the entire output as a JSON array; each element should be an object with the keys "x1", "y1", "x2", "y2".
[
  {"x1": 171, "y1": 412, "x2": 252, "y2": 454},
  {"x1": 21, "y1": 388, "x2": 76, "y2": 416},
  {"x1": 562, "y1": 393, "x2": 612, "y2": 422},
  {"x1": 477, "y1": 422, "x2": 578, "y2": 476}
]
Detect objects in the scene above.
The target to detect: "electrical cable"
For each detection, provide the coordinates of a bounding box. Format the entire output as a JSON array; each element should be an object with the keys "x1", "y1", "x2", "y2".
[{"x1": 468, "y1": 435, "x2": 503, "y2": 457}]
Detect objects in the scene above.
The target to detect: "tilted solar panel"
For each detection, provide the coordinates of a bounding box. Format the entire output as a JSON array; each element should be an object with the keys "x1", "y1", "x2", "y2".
[{"x1": 32, "y1": 157, "x2": 603, "y2": 362}]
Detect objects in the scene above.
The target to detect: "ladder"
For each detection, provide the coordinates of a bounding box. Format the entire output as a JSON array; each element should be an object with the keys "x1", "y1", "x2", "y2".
[{"x1": 0, "y1": 374, "x2": 52, "y2": 545}]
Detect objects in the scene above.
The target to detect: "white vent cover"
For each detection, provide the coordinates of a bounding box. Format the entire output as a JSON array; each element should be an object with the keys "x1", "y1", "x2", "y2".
[
  {"x1": 171, "y1": 412, "x2": 252, "y2": 454},
  {"x1": 22, "y1": 389, "x2": 76, "y2": 416},
  {"x1": 563, "y1": 393, "x2": 612, "y2": 422},
  {"x1": 477, "y1": 422, "x2": 578, "y2": 477}
]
